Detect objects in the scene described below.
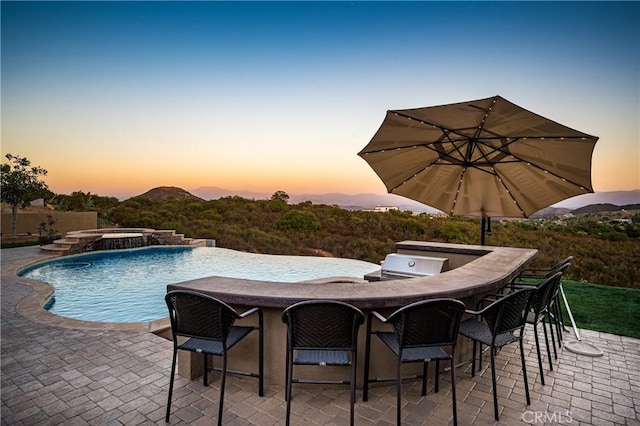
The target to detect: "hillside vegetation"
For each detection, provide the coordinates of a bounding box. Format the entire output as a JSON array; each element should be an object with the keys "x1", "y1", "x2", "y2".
[{"x1": 83, "y1": 191, "x2": 640, "y2": 289}]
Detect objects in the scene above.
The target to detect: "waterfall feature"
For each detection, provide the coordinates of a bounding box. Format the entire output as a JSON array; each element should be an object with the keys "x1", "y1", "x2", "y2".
[{"x1": 97, "y1": 233, "x2": 145, "y2": 250}]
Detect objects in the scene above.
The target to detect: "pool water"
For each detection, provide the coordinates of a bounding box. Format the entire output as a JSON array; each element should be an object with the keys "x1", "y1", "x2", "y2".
[{"x1": 19, "y1": 246, "x2": 380, "y2": 323}]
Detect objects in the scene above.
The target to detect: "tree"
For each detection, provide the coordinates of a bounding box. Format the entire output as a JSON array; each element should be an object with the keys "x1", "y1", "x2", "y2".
[
  {"x1": 55, "y1": 191, "x2": 98, "y2": 211},
  {"x1": 1, "y1": 154, "x2": 49, "y2": 235},
  {"x1": 271, "y1": 190, "x2": 290, "y2": 203}
]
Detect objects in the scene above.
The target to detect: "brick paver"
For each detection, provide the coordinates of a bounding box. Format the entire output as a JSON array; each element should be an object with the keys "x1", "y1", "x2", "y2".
[{"x1": 2, "y1": 246, "x2": 639, "y2": 425}]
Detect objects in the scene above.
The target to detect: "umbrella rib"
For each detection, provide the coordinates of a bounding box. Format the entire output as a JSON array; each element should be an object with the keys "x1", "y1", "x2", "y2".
[
  {"x1": 449, "y1": 163, "x2": 528, "y2": 217},
  {"x1": 470, "y1": 139, "x2": 591, "y2": 191},
  {"x1": 358, "y1": 137, "x2": 469, "y2": 166},
  {"x1": 474, "y1": 138, "x2": 520, "y2": 163},
  {"x1": 457, "y1": 147, "x2": 530, "y2": 216},
  {"x1": 429, "y1": 140, "x2": 469, "y2": 164},
  {"x1": 462, "y1": 147, "x2": 529, "y2": 217},
  {"x1": 463, "y1": 96, "x2": 498, "y2": 164},
  {"x1": 391, "y1": 110, "x2": 480, "y2": 141},
  {"x1": 492, "y1": 169, "x2": 528, "y2": 217},
  {"x1": 478, "y1": 133, "x2": 594, "y2": 141},
  {"x1": 358, "y1": 132, "x2": 451, "y2": 156},
  {"x1": 388, "y1": 157, "x2": 446, "y2": 193},
  {"x1": 491, "y1": 148, "x2": 591, "y2": 191},
  {"x1": 390, "y1": 110, "x2": 449, "y2": 133}
]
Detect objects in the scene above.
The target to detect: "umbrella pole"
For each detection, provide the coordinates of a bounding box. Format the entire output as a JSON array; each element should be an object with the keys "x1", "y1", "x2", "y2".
[
  {"x1": 481, "y1": 215, "x2": 486, "y2": 245},
  {"x1": 560, "y1": 284, "x2": 604, "y2": 357}
]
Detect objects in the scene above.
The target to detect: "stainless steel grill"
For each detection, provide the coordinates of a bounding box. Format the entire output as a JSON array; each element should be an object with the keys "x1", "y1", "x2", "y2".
[{"x1": 380, "y1": 254, "x2": 449, "y2": 278}]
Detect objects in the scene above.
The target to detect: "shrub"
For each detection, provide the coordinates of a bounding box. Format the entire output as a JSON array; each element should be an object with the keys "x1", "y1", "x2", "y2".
[{"x1": 275, "y1": 210, "x2": 320, "y2": 231}]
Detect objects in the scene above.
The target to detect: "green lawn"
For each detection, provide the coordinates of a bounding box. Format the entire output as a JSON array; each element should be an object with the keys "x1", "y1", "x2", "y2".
[{"x1": 559, "y1": 280, "x2": 640, "y2": 339}]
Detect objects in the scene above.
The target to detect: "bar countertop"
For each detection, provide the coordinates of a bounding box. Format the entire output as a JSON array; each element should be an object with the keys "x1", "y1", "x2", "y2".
[{"x1": 167, "y1": 241, "x2": 538, "y2": 309}]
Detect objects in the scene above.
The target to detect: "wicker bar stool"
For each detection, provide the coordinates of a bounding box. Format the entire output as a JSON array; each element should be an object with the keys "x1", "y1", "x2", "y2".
[
  {"x1": 363, "y1": 298, "x2": 466, "y2": 426},
  {"x1": 164, "y1": 290, "x2": 263, "y2": 425},
  {"x1": 282, "y1": 300, "x2": 364, "y2": 426}
]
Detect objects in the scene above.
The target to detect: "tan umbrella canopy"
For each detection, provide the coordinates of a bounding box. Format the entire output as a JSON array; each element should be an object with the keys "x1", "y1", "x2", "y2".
[{"x1": 359, "y1": 95, "x2": 599, "y2": 243}]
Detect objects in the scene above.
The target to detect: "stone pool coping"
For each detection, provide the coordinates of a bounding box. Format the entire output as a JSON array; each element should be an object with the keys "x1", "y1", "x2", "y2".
[
  {"x1": 3, "y1": 248, "x2": 170, "y2": 333},
  {"x1": 5, "y1": 242, "x2": 537, "y2": 334},
  {"x1": 5, "y1": 246, "x2": 381, "y2": 334}
]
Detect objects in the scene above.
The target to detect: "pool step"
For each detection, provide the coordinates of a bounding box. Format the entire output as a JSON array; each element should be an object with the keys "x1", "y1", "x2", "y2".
[
  {"x1": 189, "y1": 239, "x2": 208, "y2": 247},
  {"x1": 40, "y1": 244, "x2": 71, "y2": 255}
]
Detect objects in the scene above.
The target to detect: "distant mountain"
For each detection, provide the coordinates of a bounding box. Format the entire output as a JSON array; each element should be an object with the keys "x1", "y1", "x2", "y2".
[
  {"x1": 552, "y1": 190, "x2": 640, "y2": 209},
  {"x1": 190, "y1": 186, "x2": 270, "y2": 200},
  {"x1": 530, "y1": 207, "x2": 572, "y2": 218},
  {"x1": 134, "y1": 186, "x2": 203, "y2": 201},
  {"x1": 288, "y1": 193, "x2": 443, "y2": 213},
  {"x1": 190, "y1": 187, "x2": 443, "y2": 213},
  {"x1": 191, "y1": 187, "x2": 640, "y2": 213},
  {"x1": 530, "y1": 202, "x2": 640, "y2": 218},
  {"x1": 572, "y1": 203, "x2": 640, "y2": 215}
]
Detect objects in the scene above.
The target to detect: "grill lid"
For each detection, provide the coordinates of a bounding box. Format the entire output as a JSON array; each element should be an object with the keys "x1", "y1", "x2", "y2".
[{"x1": 381, "y1": 254, "x2": 448, "y2": 277}]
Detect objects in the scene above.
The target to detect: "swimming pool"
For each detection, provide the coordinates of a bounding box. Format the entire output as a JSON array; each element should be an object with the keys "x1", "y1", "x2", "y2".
[{"x1": 19, "y1": 246, "x2": 380, "y2": 323}]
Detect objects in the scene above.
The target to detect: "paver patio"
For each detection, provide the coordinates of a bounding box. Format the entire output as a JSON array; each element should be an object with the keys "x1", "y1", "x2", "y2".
[{"x1": 2, "y1": 246, "x2": 639, "y2": 425}]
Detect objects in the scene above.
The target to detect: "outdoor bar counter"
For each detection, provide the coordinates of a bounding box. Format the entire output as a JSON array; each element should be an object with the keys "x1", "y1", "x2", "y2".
[{"x1": 167, "y1": 241, "x2": 538, "y2": 386}]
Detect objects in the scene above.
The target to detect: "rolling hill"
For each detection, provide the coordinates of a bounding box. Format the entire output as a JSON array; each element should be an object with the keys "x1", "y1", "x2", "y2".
[
  {"x1": 131, "y1": 186, "x2": 640, "y2": 216},
  {"x1": 134, "y1": 186, "x2": 204, "y2": 201}
]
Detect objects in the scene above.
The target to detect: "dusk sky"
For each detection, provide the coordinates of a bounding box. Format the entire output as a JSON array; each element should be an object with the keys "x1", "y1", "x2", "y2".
[{"x1": 2, "y1": 1, "x2": 639, "y2": 200}]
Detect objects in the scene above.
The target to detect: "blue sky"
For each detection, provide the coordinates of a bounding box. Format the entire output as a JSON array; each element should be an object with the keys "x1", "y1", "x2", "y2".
[{"x1": 2, "y1": 1, "x2": 639, "y2": 199}]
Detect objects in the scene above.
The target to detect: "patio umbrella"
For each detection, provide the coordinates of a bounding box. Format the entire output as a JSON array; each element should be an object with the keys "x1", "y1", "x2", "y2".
[{"x1": 358, "y1": 95, "x2": 599, "y2": 244}]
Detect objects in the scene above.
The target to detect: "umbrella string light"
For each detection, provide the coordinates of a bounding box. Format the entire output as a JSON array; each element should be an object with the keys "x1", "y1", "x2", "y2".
[
  {"x1": 394, "y1": 111, "x2": 455, "y2": 132},
  {"x1": 395, "y1": 112, "x2": 435, "y2": 128},
  {"x1": 449, "y1": 169, "x2": 466, "y2": 215},
  {"x1": 394, "y1": 166, "x2": 430, "y2": 191}
]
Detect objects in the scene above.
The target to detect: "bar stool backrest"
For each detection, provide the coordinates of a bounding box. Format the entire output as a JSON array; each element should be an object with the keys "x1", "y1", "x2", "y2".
[
  {"x1": 483, "y1": 287, "x2": 536, "y2": 337},
  {"x1": 387, "y1": 298, "x2": 466, "y2": 349},
  {"x1": 166, "y1": 290, "x2": 239, "y2": 342},
  {"x1": 282, "y1": 300, "x2": 364, "y2": 351}
]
